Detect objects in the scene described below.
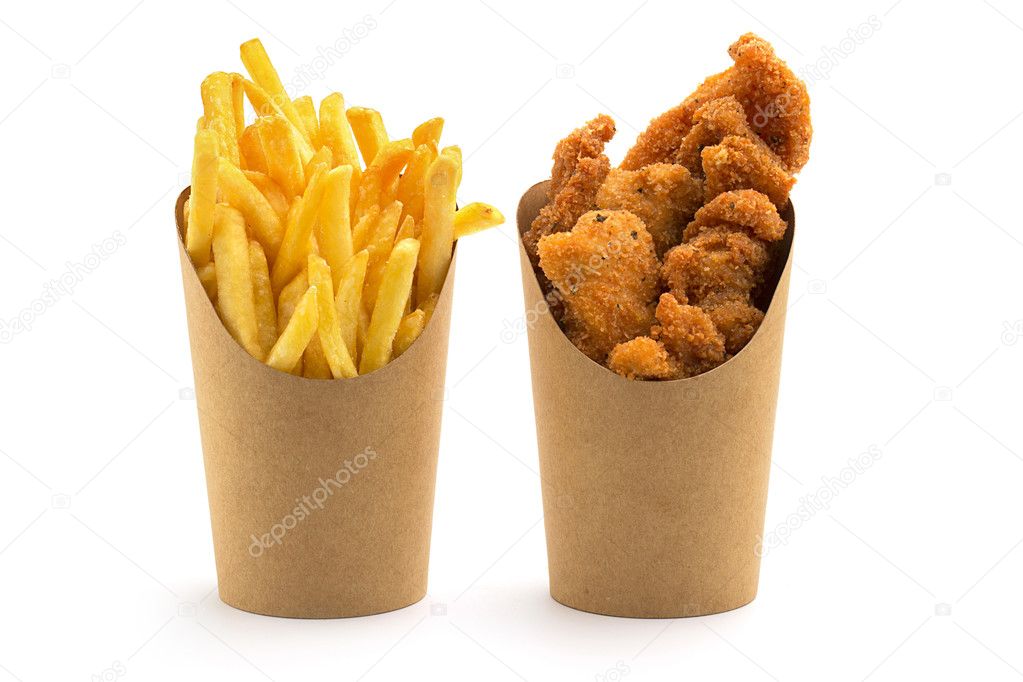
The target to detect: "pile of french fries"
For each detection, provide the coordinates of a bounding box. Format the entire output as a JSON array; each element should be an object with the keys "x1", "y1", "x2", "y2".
[{"x1": 184, "y1": 38, "x2": 504, "y2": 378}]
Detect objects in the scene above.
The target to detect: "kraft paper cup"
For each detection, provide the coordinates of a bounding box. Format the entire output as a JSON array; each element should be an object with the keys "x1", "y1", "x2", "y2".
[
  {"x1": 175, "y1": 188, "x2": 453, "y2": 618},
  {"x1": 517, "y1": 180, "x2": 795, "y2": 618}
]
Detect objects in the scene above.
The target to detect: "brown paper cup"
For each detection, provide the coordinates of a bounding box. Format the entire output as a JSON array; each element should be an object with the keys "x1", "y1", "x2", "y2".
[
  {"x1": 175, "y1": 189, "x2": 453, "y2": 618},
  {"x1": 517, "y1": 181, "x2": 795, "y2": 618}
]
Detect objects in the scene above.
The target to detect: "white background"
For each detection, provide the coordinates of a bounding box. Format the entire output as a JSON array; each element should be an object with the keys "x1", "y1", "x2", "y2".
[{"x1": 1, "y1": 0, "x2": 1021, "y2": 680}]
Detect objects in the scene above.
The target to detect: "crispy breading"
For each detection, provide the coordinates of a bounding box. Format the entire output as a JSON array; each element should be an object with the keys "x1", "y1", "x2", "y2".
[
  {"x1": 595, "y1": 163, "x2": 704, "y2": 257},
  {"x1": 651, "y1": 293, "x2": 725, "y2": 376},
  {"x1": 702, "y1": 136, "x2": 795, "y2": 208},
  {"x1": 684, "y1": 189, "x2": 787, "y2": 242},
  {"x1": 622, "y1": 33, "x2": 811, "y2": 173},
  {"x1": 538, "y1": 210, "x2": 660, "y2": 361},
  {"x1": 661, "y1": 228, "x2": 768, "y2": 305},
  {"x1": 525, "y1": 155, "x2": 611, "y2": 265},
  {"x1": 550, "y1": 114, "x2": 616, "y2": 199},
  {"x1": 701, "y1": 294, "x2": 766, "y2": 355},
  {"x1": 608, "y1": 336, "x2": 679, "y2": 380},
  {"x1": 675, "y1": 96, "x2": 777, "y2": 174}
]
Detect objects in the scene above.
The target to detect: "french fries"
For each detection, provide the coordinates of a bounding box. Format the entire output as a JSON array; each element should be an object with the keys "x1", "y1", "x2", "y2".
[{"x1": 185, "y1": 38, "x2": 504, "y2": 377}]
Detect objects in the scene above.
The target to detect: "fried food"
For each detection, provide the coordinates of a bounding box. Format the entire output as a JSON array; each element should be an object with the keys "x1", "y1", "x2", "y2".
[
  {"x1": 674, "y1": 96, "x2": 774, "y2": 174},
  {"x1": 662, "y1": 229, "x2": 768, "y2": 306},
  {"x1": 702, "y1": 135, "x2": 794, "y2": 208},
  {"x1": 550, "y1": 114, "x2": 616, "y2": 199},
  {"x1": 622, "y1": 33, "x2": 811, "y2": 174},
  {"x1": 607, "y1": 336, "x2": 678, "y2": 380},
  {"x1": 650, "y1": 293, "x2": 725, "y2": 376},
  {"x1": 524, "y1": 116, "x2": 616, "y2": 264},
  {"x1": 595, "y1": 163, "x2": 703, "y2": 257},
  {"x1": 683, "y1": 189, "x2": 787, "y2": 242},
  {"x1": 537, "y1": 210, "x2": 659, "y2": 362},
  {"x1": 527, "y1": 34, "x2": 810, "y2": 379}
]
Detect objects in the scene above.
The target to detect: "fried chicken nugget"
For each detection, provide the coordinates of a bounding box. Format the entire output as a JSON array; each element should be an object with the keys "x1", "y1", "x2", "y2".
[
  {"x1": 675, "y1": 96, "x2": 776, "y2": 174},
  {"x1": 683, "y1": 189, "x2": 787, "y2": 242},
  {"x1": 595, "y1": 163, "x2": 704, "y2": 257},
  {"x1": 550, "y1": 114, "x2": 616, "y2": 199},
  {"x1": 651, "y1": 293, "x2": 725, "y2": 376},
  {"x1": 661, "y1": 228, "x2": 768, "y2": 305},
  {"x1": 702, "y1": 135, "x2": 795, "y2": 208},
  {"x1": 607, "y1": 336, "x2": 678, "y2": 380},
  {"x1": 538, "y1": 210, "x2": 660, "y2": 361},
  {"x1": 701, "y1": 294, "x2": 766, "y2": 355},
  {"x1": 525, "y1": 156, "x2": 612, "y2": 265},
  {"x1": 622, "y1": 33, "x2": 811, "y2": 173}
]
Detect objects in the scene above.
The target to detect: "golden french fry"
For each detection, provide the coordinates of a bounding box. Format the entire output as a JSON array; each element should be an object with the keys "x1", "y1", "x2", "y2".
[
  {"x1": 395, "y1": 214, "x2": 415, "y2": 244},
  {"x1": 441, "y1": 144, "x2": 462, "y2": 187},
  {"x1": 316, "y1": 165, "x2": 355, "y2": 290},
  {"x1": 230, "y1": 73, "x2": 246, "y2": 138},
  {"x1": 293, "y1": 95, "x2": 319, "y2": 145},
  {"x1": 242, "y1": 170, "x2": 290, "y2": 220},
  {"x1": 239, "y1": 123, "x2": 268, "y2": 173},
  {"x1": 395, "y1": 143, "x2": 436, "y2": 226},
  {"x1": 303, "y1": 338, "x2": 331, "y2": 378},
  {"x1": 347, "y1": 107, "x2": 388, "y2": 166},
  {"x1": 212, "y1": 205, "x2": 261, "y2": 358},
  {"x1": 318, "y1": 93, "x2": 363, "y2": 193},
  {"x1": 271, "y1": 165, "x2": 329, "y2": 291},
  {"x1": 354, "y1": 139, "x2": 413, "y2": 220},
  {"x1": 416, "y1": 153, "x2": 458, "y2": 303},
  {"x1": 304, "y1": 146, "x2": 333, "y2": 182},
  {"x1": 361, "y1": 238, "x2": 420, "y2": 374},
  {"x1": 239, "y1": 79, "x2": 312, "y2": 160},
  {"x1": 240, "y1": 38, "x2": 310, "y2": 144},
  {"x1": 201, "y1": 72, "x2": 240, "y2": 165},
  {"x1": 197, "y1": 261, "x2": 217, "y2": 303},
  {"x1": 453, "y1": 202, "x2": 505, "y2": 239},
  {"x1": 266, "y1": 286, "x2": 319, "y2": 373},
  {"x1": 217, "y1": 159, "x2": 285, "y2": 259},
  {"x1": 412, "y1": 117, "x2": 444, "y2": 148},
  {"x1": 335, "y1": 250, "x2": 369, "y2": 360},
  {"x1": 188, "y1": 128, "x2": 218, "y2": 266},
  {"x1": 393, "y1": 309, "x2": 426, "y2": 358},
  {"x1": 363, "y1": 201, "x2": 403, "y2": 311},
  {"x1": 249, "y1": 241, "x2": 277, "y2": 357},
  {"x1": 351, "y1": 204, "x2": 380, "y2": 253},
  {"x1": 256, "y1": 116, "x2": 306, "y2": 198},
  {"x1": 278, "y1": 270, "x2": 311, "y2": 377},
  {"x1": 308, "y1": 255, "x2": 358, "y2": 378}
]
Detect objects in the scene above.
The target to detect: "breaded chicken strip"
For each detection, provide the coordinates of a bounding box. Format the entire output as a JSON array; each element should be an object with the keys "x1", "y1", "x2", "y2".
[
  {"x1": 622, "y1": 33, "x2": 812, "y2": 173},
  {"x1": 701, "y1": 293, "x2": 766, "y2": 355},
  {"x1": 549, "y1": 114, "x2": 616, "y2": 199},
  {"x1": 662, "y1": 228, "x2": 768, "y2": 305},
  {"x1": 675, "y1": 96, "x2": 776, "y2": 174},
  {"x1": 683, "y1": 189, "x2": 787, "y2": 242},
  {"x1": 651, "y1": 293, "x2": 726, "y2": 376},
  {"x1": 525, "y1": 155, "x2": 611, "y2": 266},
  {"x1": 607, "y1": 336, "x2": 678, "y2": 380},
  {"x1": 702, "y1": 136, "x2": 794, "y2": 208},
  {"x1": 538, "y1": 210, "x2": 660, "y2": 361},
  {"x1": 595, "y1": 163, "x2": 704, "y2": 257}
]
